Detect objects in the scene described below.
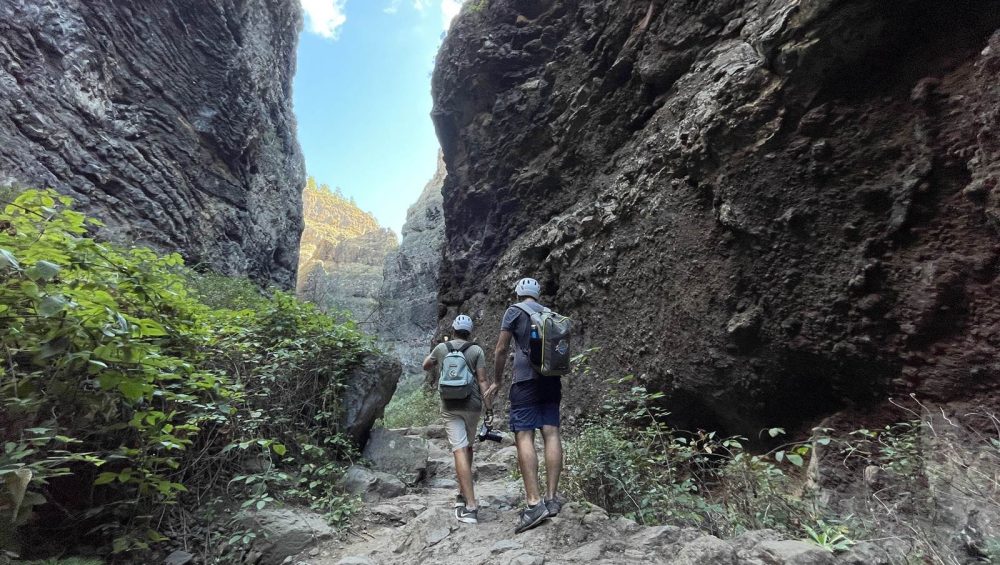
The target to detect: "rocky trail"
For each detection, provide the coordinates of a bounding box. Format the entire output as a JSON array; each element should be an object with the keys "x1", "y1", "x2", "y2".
[{"x1": 280, "y1": 426, "x2": 891, "y2": 565}]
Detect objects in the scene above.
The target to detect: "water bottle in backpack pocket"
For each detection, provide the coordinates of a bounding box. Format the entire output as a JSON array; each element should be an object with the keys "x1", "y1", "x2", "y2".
[{"x1": 438, "y1": 342, "x2": 475, "y2": 400}]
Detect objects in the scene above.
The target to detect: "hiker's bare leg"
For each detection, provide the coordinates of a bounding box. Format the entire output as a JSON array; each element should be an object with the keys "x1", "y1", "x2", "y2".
[
  {"x1": 454, "y1": 445, "x2": 476, "y2": 508},
  {"x1": 541, "y1": 425, "x2": 562, "y2": 500},
  {"x1": 516, "y1": 429, "x2": 541, "y2": 505}
]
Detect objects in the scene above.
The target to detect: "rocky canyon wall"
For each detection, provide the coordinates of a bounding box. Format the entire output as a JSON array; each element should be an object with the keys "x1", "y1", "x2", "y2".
[
  {"x1": 0, "y1": 0, "x2": 304, "y2": 288},
  {"x1": 432, "y1": 0, "x2": 1000, "y2": 432},
  {"x1": 377, "y1": 153, "x2": 447, "y2": 382}
]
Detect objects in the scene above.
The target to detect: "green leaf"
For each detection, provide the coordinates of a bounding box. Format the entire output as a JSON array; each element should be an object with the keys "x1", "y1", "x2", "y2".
[
  {"x1": 775, "y1": 451, "x2": 785, "y2": 462},
  {"x1": 118, "y1": 380, "x2": 147, "y2": 402},
  {"x1": 26, "y1": 260, "x2": 61, "y2": 282},
  {"x1": 4, "y1": 468, "x2": 32, "y2": 521},
  {"x1": 0, "y1": 248, "x2": 20, "y2": 270},
  {"x1": 271, "y1": 443, "x2": 287, "y2": 456},
  {"x1": 94, "y1": 472, "x2": 118, "y2": 485},
  {"x1": 37, "y1": 294, "x2": 67, "y2": 317},
  {"x1": 768, "y1": 427, "x2": 785, "y2": 438},
  {"x1": 20, "y1": 280, "x2": 39, "y2": 298},
  {"x1": 137, "y1": 318, "x2": 168, "y2": 337},
  {"x1": 786, "y1": 453, "x2": 804, "y2": 467}
]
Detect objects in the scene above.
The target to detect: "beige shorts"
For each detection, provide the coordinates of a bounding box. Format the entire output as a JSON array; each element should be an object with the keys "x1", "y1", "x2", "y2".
[{"x1": 442, "y1": 410, "x2": 480, "y2": 452}]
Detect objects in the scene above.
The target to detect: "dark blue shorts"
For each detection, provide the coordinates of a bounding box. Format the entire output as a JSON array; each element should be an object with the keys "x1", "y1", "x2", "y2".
[{"x1": 509, "y1": 378, "x2": 561, "y2": 432}]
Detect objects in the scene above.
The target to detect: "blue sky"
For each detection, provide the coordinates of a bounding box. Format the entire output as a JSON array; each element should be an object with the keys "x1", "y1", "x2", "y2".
[{"x1": 294, "y1": 0, "x2": 464, "y2": 235}]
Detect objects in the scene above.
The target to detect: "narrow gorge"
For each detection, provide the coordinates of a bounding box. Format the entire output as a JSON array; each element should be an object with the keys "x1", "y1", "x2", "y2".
[{"x1": 1, "y1": 0, "x2": 999, "y2": 563}]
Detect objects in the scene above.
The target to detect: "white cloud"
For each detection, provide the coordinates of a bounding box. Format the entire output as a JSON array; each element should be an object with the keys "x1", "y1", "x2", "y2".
[
  {"x1": 441, "y1": 0, "x2": 463, "y2": 29},
  {"x1": 384, "y1": 1, "x2": 430, "y2": 16},
  {"x1": 301, "y1": 0, "x2": 348, "y2": 39}
]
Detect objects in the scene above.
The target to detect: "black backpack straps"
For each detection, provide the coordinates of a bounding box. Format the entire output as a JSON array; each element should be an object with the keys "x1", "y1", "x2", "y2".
[
  {"x1": 446, "y1": 341, "x2": 455, "y2": 353},
  {"x1": 458, "y1": 342, "x2": 473, "y2": 354}
]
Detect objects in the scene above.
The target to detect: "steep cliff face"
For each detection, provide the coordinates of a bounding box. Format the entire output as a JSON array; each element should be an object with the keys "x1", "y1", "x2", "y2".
[
  {"x1": 377, "y1": 153, "x2": 447, "y2": 379},
  {"x1": 0, "y1": 0, "x2": 304, "y2": 288},
  {"x1": 298, "y1": 179, "x2": 399, "y2": 322},
  {"x1": 432, "y1": 0, "x2": 1000, "y2": 432}
]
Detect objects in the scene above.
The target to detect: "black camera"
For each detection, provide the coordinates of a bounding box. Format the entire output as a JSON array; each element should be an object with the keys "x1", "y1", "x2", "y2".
[{"x1": 477, "y1": 423, "x2": 502, "y2": 443}]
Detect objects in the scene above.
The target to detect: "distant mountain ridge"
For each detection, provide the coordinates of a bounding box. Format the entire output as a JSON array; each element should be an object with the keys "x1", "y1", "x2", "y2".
[{"x1": 297, "y1": 178, "x2": 399, "y2": 323}]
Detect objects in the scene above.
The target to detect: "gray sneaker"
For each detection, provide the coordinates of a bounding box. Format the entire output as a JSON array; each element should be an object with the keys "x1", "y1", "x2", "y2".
[
  {"x1": 544, "y1": 498, "x2": 562, "y2": 517},
  {"x1": 514, "y1": 502, "x2": 550, "y2": 534},
  {"x1": 456, "y1": 505, "x2": 478, "y2": 524},
  {"x1": 454, "y1": 493, "x2": 466, "y2": 508}
]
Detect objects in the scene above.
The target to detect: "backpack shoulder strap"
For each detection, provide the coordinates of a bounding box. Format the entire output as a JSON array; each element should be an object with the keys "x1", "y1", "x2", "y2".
[
  {"x1": 458, "y1": 342, "x2": 473, "y2": 354},
  {"x1": 513, "y1": 303, "x2": 536, "y2": 317},
  {"x1": 445, "y1": 341, "x2": 455, "y2": 353}
]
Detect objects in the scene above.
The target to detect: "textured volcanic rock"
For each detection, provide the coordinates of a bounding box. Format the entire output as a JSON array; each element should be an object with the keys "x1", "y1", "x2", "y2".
[
  {"x1": 432, "y1": 0, "x2": 1000, "y2": 432},
  {"x1": 298, "y1": 178, "x2": 398, "y2": 322},
  {"x1": 377, "y1": 153, "x2": 447, "y2": 380},
  {"x1": 0, "y1": 0, "x2": 304, "y2": 288},
  {"x1": 341, "y1": 352, "x2": 402, "y2": 447}
]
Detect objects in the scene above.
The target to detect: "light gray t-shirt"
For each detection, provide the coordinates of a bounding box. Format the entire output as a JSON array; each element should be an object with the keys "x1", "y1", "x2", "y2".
[
  {"x1": 430, "y1": 339, "x2": 485, "y2": 412},
  {"x1": 500, "y1": 300, "x2": 546, "y2": 383}
]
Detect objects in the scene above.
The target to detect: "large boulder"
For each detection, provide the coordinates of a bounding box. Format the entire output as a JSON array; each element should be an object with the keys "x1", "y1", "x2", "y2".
[
  {"x1": 340, "y1": 353, "x2": 401, "y2": 447},
  {"x1": 338, "y1": 465, "x2": 406, "y2": 503},
  {"x1": 235, "y1": 508, "x2": 334, "y2": 565},
  {"x1": 362, "y1": 428, "x2": 429, "y2": 485},
  {"x1": 748, "y1": 540, "x2": 836, "y2": 565}
]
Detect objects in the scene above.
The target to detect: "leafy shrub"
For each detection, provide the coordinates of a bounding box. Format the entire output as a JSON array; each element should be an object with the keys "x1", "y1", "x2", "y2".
[
  {"x1": 463, "y1": 0, "x2": 489, "y2": 15},
  {"x1": 834, "y1": 402, "x2": 1000, "y2": 562},
  {"x1": 185, "y1": 271, "x2": 268, "y2": 311},
  {"x1": 563, "y1": 376, "x2": 724, "y2": 528},
  {"x1": 563, "y1": 376, "x2": 818, "y2": 536},
  {"x1": 380, "y1": 387, "x2": 439, "y2": 429},
  {"x1": 0, "y1": 190, "x2": 373, "y2": 558},
  {"x1": 564, "y1": 379, "x2": 1000, "y2": 561}
]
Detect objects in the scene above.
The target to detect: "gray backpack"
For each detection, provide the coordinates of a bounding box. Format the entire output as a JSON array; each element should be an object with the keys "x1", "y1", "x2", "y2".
[
  {"x1": 438, "y1": 342, "x2": 476, "y2": 400},
  {"x1": 514, "y1": 304, "x2": 573, "y2": 376}
]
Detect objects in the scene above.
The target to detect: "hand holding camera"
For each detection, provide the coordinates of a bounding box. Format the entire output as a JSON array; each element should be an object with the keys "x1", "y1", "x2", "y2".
[
  {"x1": 478, "y1": 409, "x2": 501, "y2": 442},
  {"x1": 477, "y1": 421, "x2": 502, "y2": 443}
]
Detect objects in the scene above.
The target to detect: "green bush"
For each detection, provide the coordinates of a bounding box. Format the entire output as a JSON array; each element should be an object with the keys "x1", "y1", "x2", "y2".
[
  {"x1": 0, "y1": 190, "x2": 372, "y2": 558},
  {"x1": 563, "y1": 377, "x2": 723, "y2": 528},
  {"x1": 380, "y1": 387, "x2": 439, "y2": 429},
  {"x1": 563, "y1": 376, "x2": 815, "y2": 535}
]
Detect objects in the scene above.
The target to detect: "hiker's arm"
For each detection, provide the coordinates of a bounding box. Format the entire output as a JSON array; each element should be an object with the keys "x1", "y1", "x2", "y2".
[
  {"x1": 422, "y1": 344, "x2": 439, "y2": 371},
  {"x1": 477, "y1": 366, "x2": 496, "y2": 406},
  {"x1": 421, "y1": 354, "x2": 435, "y2": 371},
  {"x1": 494, "y1": 330, "x2": 512, "y2": 384}
]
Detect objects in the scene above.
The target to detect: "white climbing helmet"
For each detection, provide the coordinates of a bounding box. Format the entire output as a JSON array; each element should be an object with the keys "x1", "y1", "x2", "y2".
[
  {"x1": 514, "y1": 277, "x2": 541, "y2": 299},
  {"x1": 452, "y1": 314, "x2": 474, "y2": 332}
]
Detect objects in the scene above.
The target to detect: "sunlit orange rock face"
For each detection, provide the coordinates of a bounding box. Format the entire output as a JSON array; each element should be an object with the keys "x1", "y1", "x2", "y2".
[{"x1": 297, "y1": 178, "x2": 398, "y2": 323}]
